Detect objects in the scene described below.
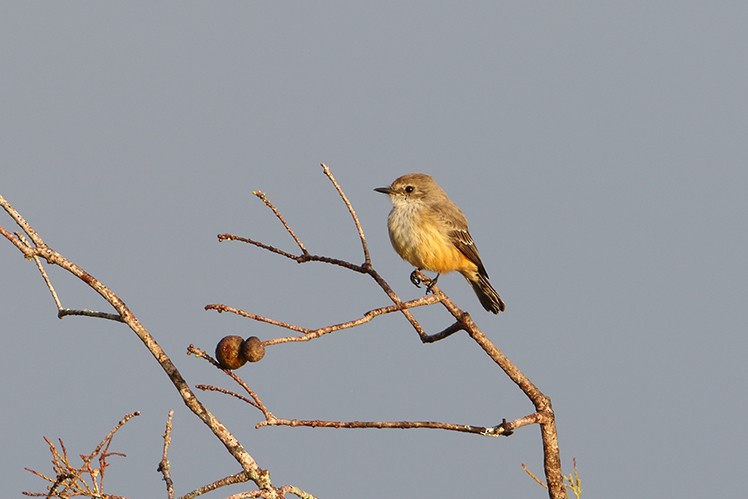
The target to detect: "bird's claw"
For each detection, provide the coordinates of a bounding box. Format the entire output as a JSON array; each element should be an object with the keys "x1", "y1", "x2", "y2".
[
  {"x1": 410, "y1": 270, "x2": 440, "y2": 295},
  {"x1": 425, "y1": 273, "x2": 440, "y2": 294}
]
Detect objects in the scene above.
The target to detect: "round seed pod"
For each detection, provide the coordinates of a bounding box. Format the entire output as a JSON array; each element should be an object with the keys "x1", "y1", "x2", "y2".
[
  {"x1": 215, "y1": 335, "x2": 246, "y2": 370},
  {"x1": 241, "y1": 336, "x2": 265, "y2": 363}
]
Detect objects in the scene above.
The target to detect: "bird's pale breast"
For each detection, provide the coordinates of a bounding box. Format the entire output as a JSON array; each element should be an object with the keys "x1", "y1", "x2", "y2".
[{"x1": 387, "y1": 203, "x2": 475, "y2": 274}]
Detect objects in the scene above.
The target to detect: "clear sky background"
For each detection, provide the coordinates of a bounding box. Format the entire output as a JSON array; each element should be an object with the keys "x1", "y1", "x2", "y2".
[{"x1": 2, "y1": 3, "x2": 747, "y2": 498}]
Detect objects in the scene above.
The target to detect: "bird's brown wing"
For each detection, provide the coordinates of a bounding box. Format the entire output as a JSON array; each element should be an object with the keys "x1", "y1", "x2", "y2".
[
  {"x1": 449, "y1": 228, "x2": 489, "y2": 278},
  {"x1": 431, "y1": 201, "x2": 490, "y2": 277}
]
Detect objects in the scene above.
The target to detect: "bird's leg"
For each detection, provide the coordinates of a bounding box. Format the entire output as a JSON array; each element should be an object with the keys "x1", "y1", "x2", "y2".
[
  {"x1": 410, "y1": 269, "x2": 423, "y2": 288},
  {"x1": 425, "y1": 273, "x2": 440, "y2": 294},
  {"x1": 411, "y1": 270, "x2": 441, "y2": 294}
]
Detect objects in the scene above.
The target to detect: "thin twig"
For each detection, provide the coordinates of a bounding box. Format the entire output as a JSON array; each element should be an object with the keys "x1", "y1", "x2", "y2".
[
  {"x1": 205, "y1": 304, "x2": 309, "y2": 333},
  {"x1": 566, "y1": 458, "x2": 582, "y2": 499},
  {"x1": 57, "y1": 308, "x2": 126, "y2": 322},
  {"x1": 88, "y1": 411, "x2": 140, "y2": 461},
  {"x1": 180, "y1": 471, "x2": 252, "y2": 499},
  {"x1": 21, "y1": 233, "x2": 63, "y2": 310},
  {"x1": 252, "y1": 191, "x2": 309, "y2": 255},
  {"x1": 196, "y1": 384, "x2": 262, "y2": 411},
  {"x1": 224, "y1": 492, "x2": 264, "y2": 499},
  {"x1": 221, "y1": 373, "x2": 272, "y2": 419},
  {"x1": 216, "y1": 234, "x2": 370, "y2": 274},
  {"x1": 522, "y1": 463, "x2": 548, "y2": 489},
  {"x1": 188, "y1": 346, "x2": 271, "y2": 419},
  {"x1": 363, "y1": 267, "x2": 432, "y2": 339},
  {"x1": 320, "y1": 163, "x2": 371, "y2": 267},
  {"x1": 419, "y1": 319, "x2": 466, "y2": 343},
  {"x1": 218, "y1": 233, "x2": 302, "y2": 260},
  {"x1": 277, "y1": 485, "x2": 318, "y2": 499},
  {"x1": 206, "y1": 295, "x2": 439, "y2": 345},
  {"x1": 225, "y1": 486, "x2": 318, "y2": 499},
  {"x1": 158, "y1": 410, "x2": 175, "y2": 499},
  {"x1": 190, "y1": 343, "x2": 539, "y2": 439},
  {"x1": 0, "y1": 194, "x2": 45, "y2": 248},
  {"x1": 256, "y1": 415, "x2": 532, "y2": 437}
]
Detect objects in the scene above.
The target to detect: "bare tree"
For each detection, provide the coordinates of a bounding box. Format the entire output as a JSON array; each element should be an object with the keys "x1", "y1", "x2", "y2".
[{"x1": 1, "y1": 164, "x2": 568, "y2": 499}]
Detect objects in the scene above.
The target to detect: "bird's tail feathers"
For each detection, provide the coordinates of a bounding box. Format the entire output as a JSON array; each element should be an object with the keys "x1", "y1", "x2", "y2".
[{"x1": 467, "y1": 273, "x2": 505, "y2": 314}]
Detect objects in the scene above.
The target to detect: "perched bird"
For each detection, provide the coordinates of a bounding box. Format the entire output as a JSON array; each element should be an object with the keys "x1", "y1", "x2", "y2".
[{"x1": 375, "y1": 173, "x2": 505, "y2": 314}]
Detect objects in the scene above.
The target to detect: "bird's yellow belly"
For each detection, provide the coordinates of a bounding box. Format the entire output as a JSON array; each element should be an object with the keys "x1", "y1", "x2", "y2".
[{"x1": 388, "y1": 213, "x2": 471, "y2": 273}]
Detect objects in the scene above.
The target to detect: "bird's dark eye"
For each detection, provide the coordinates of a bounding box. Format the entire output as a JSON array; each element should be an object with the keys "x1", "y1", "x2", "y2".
[{"x1": 405, "y1": 185, "x2": 414, "y2": 193}]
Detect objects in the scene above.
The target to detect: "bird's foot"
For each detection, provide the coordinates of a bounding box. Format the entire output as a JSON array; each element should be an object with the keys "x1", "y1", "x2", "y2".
[
  {"x1": 425, "y1": 273, "x2": 440, "y2": 294},
  {"x1": 410, "y1": 270, "x2": 423, "y2": 288}
]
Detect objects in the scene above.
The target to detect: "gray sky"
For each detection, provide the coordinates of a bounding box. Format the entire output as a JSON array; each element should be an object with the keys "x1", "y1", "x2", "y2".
[{"x1": 2, "y1": 2, "x2": 747, "y2": 498}]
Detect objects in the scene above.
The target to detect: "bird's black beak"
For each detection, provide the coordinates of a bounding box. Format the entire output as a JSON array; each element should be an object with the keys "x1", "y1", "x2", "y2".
[{"x1": 374, "y1": 186, "x2": 393, "y2": 194}]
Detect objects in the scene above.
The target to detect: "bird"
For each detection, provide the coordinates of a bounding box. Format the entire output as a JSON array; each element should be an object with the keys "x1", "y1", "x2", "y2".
[{"x1": 375, "y1": 173, "x2": 505, "y2": 313}]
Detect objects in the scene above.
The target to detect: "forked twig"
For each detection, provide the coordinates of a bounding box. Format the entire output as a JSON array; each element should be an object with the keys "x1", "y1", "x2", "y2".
[
  {"x1": 188, "y1": 345, "x2": 271, "y2": 419},
  {"x1": 14, "y1": 231, "x2": 125, "y2": 322}
]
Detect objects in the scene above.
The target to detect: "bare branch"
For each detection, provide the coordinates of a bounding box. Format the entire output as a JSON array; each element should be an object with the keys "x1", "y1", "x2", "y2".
[
  {"x1": 180, "y1": 471, "x2": 252, "y2": 499},
  {"x1": 216, "y1": 233, "x2": 370, "y2": 274},
  {"x1": 206, "y1": 295, "x2": 439, "y2": 346},
  {"x1": 0, "y1": 194, "x2": 45, "y2": 248},
  {"x1": 224, "y1": 484, "x2": 318, "y2": 499},
  {"x1": 24, "y1": 235, "x2": 63, "y2": 310},
  {"x1": 57, "y1": 308, "x2": 126, "y2": 322},
  {"x1": 190, "y1": 345, "x2": 540, "y2": 441},
  {"x1": 256, "y1": 415, "x2": 536, "y2": 437},
  {"x1": 320, "y1": 163, "x2": 371, "y2": 267},
  {"x1": 205, "y1": 303, "x2": 309, "y2": 333},
  {"x1": 418, "y1": 319, "x2": 466, "y2": 343},
  {"x1": 1, "y1": 195, "x2": 274, "y2": 492},
  {"x1": 411, "y1": 272, "x2": 566, "y2": 497},
  {"x1": 276, "y1": 484, "x2": 318, "y2": 499},
  {"x1": 218, "y1": 233, "x2": 302, "y2": 260}
]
